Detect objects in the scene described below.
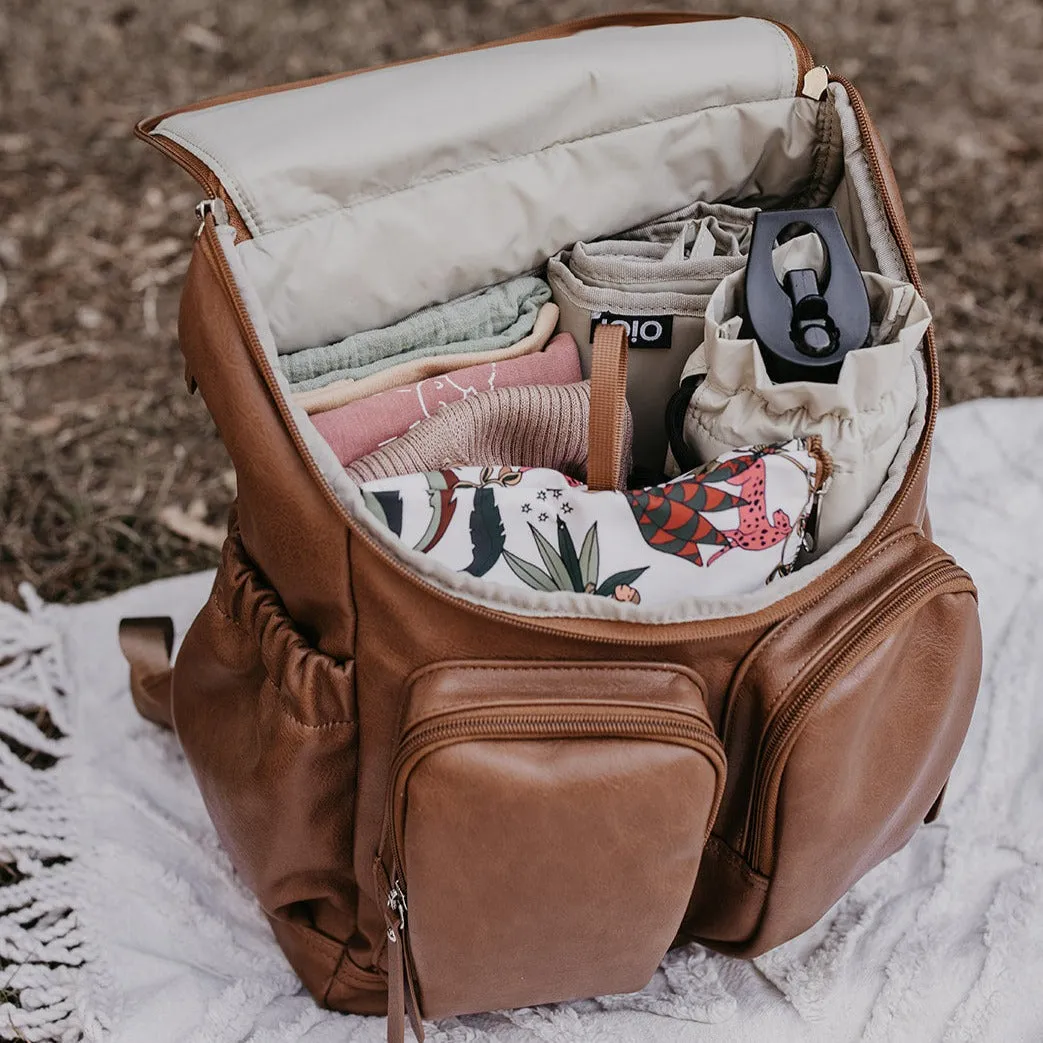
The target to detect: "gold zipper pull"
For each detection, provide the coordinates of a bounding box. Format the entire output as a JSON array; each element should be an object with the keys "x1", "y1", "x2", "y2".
[
  {"x1": 801, "y1": 66, "x2": 830, "y2": 101},
  {"x1": 194, "y1": 197, "x2": 229, "y2": 238}
]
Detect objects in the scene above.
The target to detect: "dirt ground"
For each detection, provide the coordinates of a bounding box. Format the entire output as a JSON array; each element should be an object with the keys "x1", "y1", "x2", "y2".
[{"x1": 1, "y1": 0, "x2": 1041, "y2": 604}]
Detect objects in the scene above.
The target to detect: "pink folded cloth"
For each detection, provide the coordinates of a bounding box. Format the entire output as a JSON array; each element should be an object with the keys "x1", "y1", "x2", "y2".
[{"x1": 313, "y1": 332, "x2": 582, "y2": 465}]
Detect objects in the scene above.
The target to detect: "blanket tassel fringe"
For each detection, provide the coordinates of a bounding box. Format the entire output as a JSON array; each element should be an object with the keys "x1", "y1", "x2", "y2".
[{"x1": 0, "y1": 585, "x2": 107, "y2": 1043}]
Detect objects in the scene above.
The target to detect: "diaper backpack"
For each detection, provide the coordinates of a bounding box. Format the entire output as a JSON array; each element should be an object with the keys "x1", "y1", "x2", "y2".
[{"x1": 122, "y1": 13, "x2": 982, "y2": 1041}]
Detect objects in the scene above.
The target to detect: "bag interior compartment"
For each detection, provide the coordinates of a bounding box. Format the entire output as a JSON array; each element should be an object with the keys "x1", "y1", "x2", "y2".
[
  {"x1": 147, "y1": 17, "x2": 930, "y2": 622},
  {"x1": 377, "y1": 661, "x2": 725, "y2": 1021}
]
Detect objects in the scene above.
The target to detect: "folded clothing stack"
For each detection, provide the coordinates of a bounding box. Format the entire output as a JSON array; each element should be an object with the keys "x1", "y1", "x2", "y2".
[
  {"x1": 280, "y1": 274, "x2": 553, "y2": 398},
  {"x1": 316, "y1": 331, "x2": 582, "y2": 466},
  {"x1": 359, "y1": 439, "x2": 829, "y2": 605},
  {"x1": 549, "y1": 200, "x2": 757, "y2": 473},
  {"x1": 346, "y1": 378, "x2": 629, "y2": 487}
]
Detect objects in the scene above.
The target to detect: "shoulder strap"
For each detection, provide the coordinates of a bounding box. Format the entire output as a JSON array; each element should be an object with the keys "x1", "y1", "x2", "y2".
[
  {"x1": 118, "y1": 616, "x2": 175, "y2": 730},
  {"x1": 586, "y1": 323, "x2": 630, "y2": 492}
]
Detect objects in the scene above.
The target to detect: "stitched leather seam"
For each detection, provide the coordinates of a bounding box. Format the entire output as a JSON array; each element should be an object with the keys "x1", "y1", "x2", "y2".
[
  {"x1": 413, "y1": 661, "x2": 710, "y2": 704},
  {"x1": 286, "y1": 920, "x2": 341, "y2": 961},
  {"x1": 332, "y1": 953, "x2": 386, "y2": 990},
  {"x1": 705, "y1": 836, "x2": 769, "y2": 890},
  {"x1": 257, "y1": 675, "x2": 357, "y2": 733},
  {"x1": 207, "y1": 591, "x2": 357, "y2": 730},
  {"x1": 320, "y1": 947, "x2": 347, "y2": 1006}
]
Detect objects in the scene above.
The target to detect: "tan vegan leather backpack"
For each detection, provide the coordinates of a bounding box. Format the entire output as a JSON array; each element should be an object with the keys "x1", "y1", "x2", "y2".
[{"x1": 123, "y1": 13, "x2": 983, "y2": 1041}]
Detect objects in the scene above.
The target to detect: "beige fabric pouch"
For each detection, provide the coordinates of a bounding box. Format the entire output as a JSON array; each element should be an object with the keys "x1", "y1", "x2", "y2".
[
  {"x1": 680, "y1": 233, "x2": 932, "y2": 551},
  {"x1": 549, "y1": 202, "x2": 756, "y2": 474}
]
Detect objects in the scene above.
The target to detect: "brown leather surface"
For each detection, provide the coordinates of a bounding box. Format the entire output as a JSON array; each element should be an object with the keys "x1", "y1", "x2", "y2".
[
  {"x1": 126, "y1": 15, "x2": 987, "y2": 1029},
  {"x1": 178, "y1": 241, "x2": 356, "y2": 658},
  {"x1": 170, "y1": 530, "x2": 362, "y2": 960},
  {"x1": 400, "y1": 659, "x2": 711, "y2": 732},
  {"x1": 385, "y1": 662, "x2": 724, "y2": 1018},
  {"x1": 736, "y1": 587, "x2": 981, "y2": 955},
  {"x1": 587, "y1": 323, "x2": 630, "y2": 491},
  {"x1": 118, "y1": 616, "x2": 175, "y2": 729}
]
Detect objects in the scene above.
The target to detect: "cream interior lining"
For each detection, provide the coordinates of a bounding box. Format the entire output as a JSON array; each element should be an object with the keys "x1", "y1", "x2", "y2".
[
  {"x1": 152, "y1": 17, "x2": 810, "y2": 354},
  {"x1": 214, "y1": 81, "x2": 928, "y2": 624}
]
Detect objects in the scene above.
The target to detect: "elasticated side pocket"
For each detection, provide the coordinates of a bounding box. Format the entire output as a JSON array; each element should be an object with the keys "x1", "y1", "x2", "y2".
[
  {"x1": 171, "y1": 530, "x2": 367, "y2": 1001},
  {"x1": 690, "y1": 528, "x2": 981, "y2": 955},
  {"x1": 377, "y1": 661, "x2": 725, "y2": 1024}
]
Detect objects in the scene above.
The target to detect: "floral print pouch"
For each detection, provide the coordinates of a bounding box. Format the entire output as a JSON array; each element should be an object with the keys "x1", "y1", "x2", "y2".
[{"x1": 360, "y1": 438, "x2": 830, "y2": 607}]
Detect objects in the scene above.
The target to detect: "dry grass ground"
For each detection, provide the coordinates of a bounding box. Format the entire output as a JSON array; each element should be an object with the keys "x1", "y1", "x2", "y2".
[{"x1": 1, "y1": 0, "x2": 1041, "y2": 604}]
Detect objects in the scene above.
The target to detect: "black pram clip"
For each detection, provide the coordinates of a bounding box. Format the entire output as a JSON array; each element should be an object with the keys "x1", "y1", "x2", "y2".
[{"x1": 743, "y1": 207, "x2": 872, "y2": 384}]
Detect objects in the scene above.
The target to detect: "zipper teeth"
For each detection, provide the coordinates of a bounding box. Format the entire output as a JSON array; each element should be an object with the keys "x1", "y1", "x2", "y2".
[
  {"x1": 396, "y1": 712, "x2": 718, "y2": 768},
  {"x1": 386, "y1": 710, "x2": 723, "y2": 892},
  {"x1": 745, "y1": 561, "x2": 973, "y2": 870},
  {"x1": 195, "y1": 62, "x2": 924, "y2": 649},
  {"x1": 200, "y1": 217, "x2": 850, "y2": 646},
  {"x1": 142, "y1": 130, "x2": 217, "y2": 192},
  {"x1": 136, "y1": 129, "x2": 251, "y2": 238}
]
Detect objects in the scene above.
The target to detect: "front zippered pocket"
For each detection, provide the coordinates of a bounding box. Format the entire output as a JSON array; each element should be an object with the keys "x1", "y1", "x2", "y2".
[
  {"x1": 743, "y1": 558, "x2": 974, "y2": 872},
  {"x1": 375, "y1": 662, "x2": 725, "y2": 1041}
]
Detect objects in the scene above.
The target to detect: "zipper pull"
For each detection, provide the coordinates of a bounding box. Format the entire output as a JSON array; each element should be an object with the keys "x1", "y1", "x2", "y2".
[
  {"x1": 796, "y1": 472, "x2": 832, "y2": 568},
  {"x1": 195, "y1": 197, "x2": 229, "y2": 238},
  {"x1": 387, "y1": 883, "x2": 408, "y2": 936},
  {"x1": 801, "y1": 65, "x2": 830, "y2": 101},
  {"x1": 385, "y1": 883, "x2": 424, "y2": 1043}
]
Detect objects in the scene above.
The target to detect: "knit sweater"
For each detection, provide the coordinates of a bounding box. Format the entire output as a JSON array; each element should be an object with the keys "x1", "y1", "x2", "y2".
[
  {"x1": 313, "y1": 332, "x2": 581, "y2": 466},
  {"x1": 346, "y1": 381, "x2": 633, "y2": 488}
]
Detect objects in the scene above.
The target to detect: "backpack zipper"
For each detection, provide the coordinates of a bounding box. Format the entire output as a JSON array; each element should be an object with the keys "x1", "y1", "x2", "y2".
[
  {"x1": 378, "y1": 707, "x2": 724, "y2": 1043},
  {"x1": 743, "y1": 559, "x2": 975, "y2": 872},
  {"x1": 197, "y1": 222, "x2": 950, "y2": 648}
]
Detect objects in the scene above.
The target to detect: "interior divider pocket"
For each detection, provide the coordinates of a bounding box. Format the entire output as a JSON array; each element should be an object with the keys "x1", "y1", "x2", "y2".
[{"x1": 375, "y1": 661, "x2": 725, "y2": 1037}]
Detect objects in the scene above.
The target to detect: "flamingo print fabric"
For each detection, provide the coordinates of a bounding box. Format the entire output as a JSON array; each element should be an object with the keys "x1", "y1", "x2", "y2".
[{"x1": 359, "y1": 438, "x2": 829, "y2": 606}]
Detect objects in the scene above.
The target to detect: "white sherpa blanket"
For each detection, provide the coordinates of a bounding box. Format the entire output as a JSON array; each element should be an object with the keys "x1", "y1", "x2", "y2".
[{"x1": 2, "y1": 398, "x2": 1040, "y2": 1043}]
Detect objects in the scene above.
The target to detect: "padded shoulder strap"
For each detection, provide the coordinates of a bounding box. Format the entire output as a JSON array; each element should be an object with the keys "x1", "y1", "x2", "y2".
[
  {"x1": 118, "y1": 616, "x2": 175, "y2": 730},
  {"x1": 587, "y1": 323, "x2": 630, "y2": 492}
]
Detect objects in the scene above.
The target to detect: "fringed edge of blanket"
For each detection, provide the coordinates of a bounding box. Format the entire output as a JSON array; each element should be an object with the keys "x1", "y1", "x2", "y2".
[{"x1": 0, "y1": 585, "x2": 112, "y2": 1043}]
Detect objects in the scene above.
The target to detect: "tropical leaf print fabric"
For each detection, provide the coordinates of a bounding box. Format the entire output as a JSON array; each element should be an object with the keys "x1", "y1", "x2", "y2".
[{"x1": 360, "y1": 439, "x2": 829, "y2": 607}]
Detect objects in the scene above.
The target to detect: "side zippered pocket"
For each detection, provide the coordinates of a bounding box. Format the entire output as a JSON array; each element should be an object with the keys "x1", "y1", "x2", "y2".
[
  {"x1": 689, "y1": 532, "x2": 981, "y2": 956},
  {"x1": 375, "y1": 662, "x2": 725, "y2": 1042},
  {"x1": 743, "y1": 558, "x2": 975, "y2": 872}
]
